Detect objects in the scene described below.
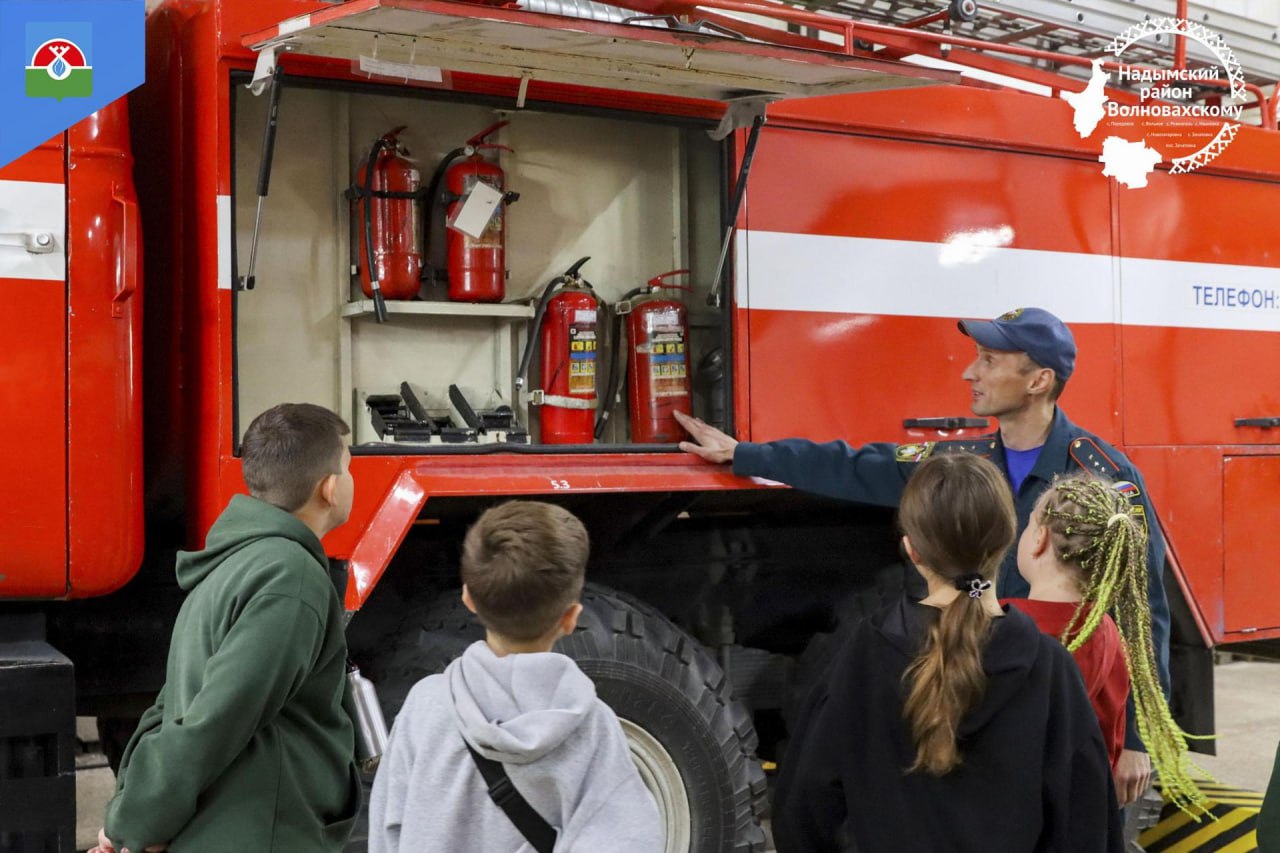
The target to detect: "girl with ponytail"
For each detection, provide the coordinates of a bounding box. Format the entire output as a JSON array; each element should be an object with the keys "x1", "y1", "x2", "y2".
[
  {"x1": 1016, "y1": 474, "x2": 1209, "y2": 817},
  {"x1": 773, "y1": 454, "x2": 1121, "y2": 853}
]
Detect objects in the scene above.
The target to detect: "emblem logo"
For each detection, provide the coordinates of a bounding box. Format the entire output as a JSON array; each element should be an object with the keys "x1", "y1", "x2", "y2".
[{"x1": 25, "y1": 26, "x2": 93, "y2": 101}]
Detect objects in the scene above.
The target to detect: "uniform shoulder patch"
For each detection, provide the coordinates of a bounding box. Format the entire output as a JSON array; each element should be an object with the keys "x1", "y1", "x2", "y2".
[
  {"x1": 1112, "y1": 480, "x2": 1141, "y2": 499},
  {"x1": 932, "y1": 438, "x2": 999, "y2": 461},
  {"x1": 895, "y1": 442, "x2": 936, "y2": 463},
  {"x1": 1068, "y1": 436, "x2": 1121, "y2": 480}
]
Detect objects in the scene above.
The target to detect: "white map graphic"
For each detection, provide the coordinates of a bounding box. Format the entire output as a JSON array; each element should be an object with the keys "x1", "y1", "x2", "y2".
[
  {"x1": 1099, "y1": 137, "x2": 1163, "y2": 188},
  {"x1": 1062, "y1": 60, "x2": 1110, "y2": 137}
]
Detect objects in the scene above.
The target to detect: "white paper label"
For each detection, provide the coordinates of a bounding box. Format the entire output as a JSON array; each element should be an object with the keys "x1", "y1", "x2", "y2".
[
  {"x1": 358, "y1": 56, "x2": 443, "y2": 83},
  {"x1": 278, "y1": 14, "x2": 311, "y2": 35},
  {"x1": 449, "y1": 181, "x2": 503, "y2": 240},
  {"x1": 574, "y1": 309, "x2": 597, "y2": 324}
]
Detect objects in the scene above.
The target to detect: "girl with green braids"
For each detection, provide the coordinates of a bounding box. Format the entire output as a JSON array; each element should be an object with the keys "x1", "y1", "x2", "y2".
[{"x1": 1014, "y1": 473, "x2": 1209, "y2": 817}]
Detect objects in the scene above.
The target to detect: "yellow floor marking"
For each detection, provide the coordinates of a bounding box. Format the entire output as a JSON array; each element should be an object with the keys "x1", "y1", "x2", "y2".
[
  {"x1": 1163, "y1": 809, "x2": 1253, "y2": 853},
  {"x1": 1212, "y1": 829, "x2": 1258, "y2": 853},
  {"x1": 1140, "y1": 809, "x2": 1199, "y2": 846}
]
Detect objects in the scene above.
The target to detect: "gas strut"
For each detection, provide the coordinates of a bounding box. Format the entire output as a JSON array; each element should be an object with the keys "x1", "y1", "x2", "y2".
[
  {"x1": 240, "y1": 65, "x2": 283, "y2": 291},
  {"x1": 707, "y1": 111, "x2": 764, "y2": 308}
]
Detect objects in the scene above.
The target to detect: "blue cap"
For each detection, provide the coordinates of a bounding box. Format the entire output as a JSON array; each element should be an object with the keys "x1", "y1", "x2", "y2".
[{"x1": 957, "y1": 307, "x2": 1076, "y2": 380}]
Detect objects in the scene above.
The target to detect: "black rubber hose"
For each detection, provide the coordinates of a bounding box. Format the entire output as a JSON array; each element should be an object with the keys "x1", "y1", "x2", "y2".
[
  {"x1": 423, "y1": 147, "x2": 467, "y2": 281},
  {"x1": 362, "y1": 137, "x2": 390, "y2": 322},
  {"x1": 516, "y1": 274, "x2": 568, "y2": 388},
  {"x1": 516, "y1": 257, "x2": 592, "y2": 388},
  {"x1": 595, "y1": 286, "x2": 647, "y2": 440}
]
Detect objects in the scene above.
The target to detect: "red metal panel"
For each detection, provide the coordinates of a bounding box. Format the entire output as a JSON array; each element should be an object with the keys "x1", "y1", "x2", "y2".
[
  {"x1": 1126, "y1": 446, "x2": 1224, "y2": 643},
  {"x1": 768, "y1": 84, "x2": 1280, "y2": 183},
  {"x1": 217, "y1": 452, "x2": 771, "y2": 608},
  {"x1": 743, "y1": 128, "x2": 1119, "y2": 447},
  {"x1": 1118, "y1": 171, "x2": 1280, "y2": 447},
  {"x1": 0, "y1": 143, "x2": 67, "y2": 598},
  {"x1": 191, "y1": 10, "x2": 232, "y2": 548},
  {"x1": 746, "y1": 312, "x2": 1118, "y2": 448},
  {"x1": 1223, "y1": 455, "x2": 1280, "y2": 634},
  {"x1": 65, "y1": 103, "x2": 145, "y2": 597},
  {"x1": 745, "y1": 127, "x2": 1114, "y2": 252}
]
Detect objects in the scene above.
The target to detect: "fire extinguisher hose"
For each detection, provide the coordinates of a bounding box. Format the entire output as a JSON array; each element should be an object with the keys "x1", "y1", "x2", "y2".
[
  {"x1": 516, "y1": 257, "x2": 593, "y2": 391},
  {"x1": 423, "y1": 147, "x2": 467, "y2": 281},
  {"x1": 594, "y1": 285, "x2": 646, "y2": 441},
  {"x1": 361, "y1": 135, "x2": 393, "y2": 323},
  {"x1": 516, "y1": 273, "x2": 567, "y2": 390}
]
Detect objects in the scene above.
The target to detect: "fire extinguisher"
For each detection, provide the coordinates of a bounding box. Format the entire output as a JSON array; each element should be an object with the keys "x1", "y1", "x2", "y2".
[
  {"x1": 517, "y1": 257, "x2": 599, "y2": 444},
  {"x1": 353, "y1": 127, "x2": 423, "y2": 323},
  {"x1": 598, "y1": 270, "x2": 693, "y2": 444},
  {"x1": 424, "y1": 121, "x2": 519, "y2": 303}
]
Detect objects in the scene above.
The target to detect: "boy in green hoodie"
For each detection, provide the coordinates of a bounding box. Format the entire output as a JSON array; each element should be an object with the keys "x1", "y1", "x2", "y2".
[{"x1": 95, "y1": 403, "x2": 361, "y2": 853}]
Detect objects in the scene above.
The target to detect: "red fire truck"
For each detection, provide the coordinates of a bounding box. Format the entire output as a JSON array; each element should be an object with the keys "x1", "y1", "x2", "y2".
[{"x1": 3, "y1": 0, "x2": 1279, "y2": 848}]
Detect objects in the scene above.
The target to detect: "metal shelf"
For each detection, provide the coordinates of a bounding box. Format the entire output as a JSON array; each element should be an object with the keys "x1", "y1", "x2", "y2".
[{"x1": 341, "y1": 299, "x2": 535, "y2": 320}]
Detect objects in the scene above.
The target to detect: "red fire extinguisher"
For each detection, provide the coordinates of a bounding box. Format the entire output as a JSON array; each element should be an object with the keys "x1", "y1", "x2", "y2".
[
  {"x1": 354, "y1": 127, "x2": 423, "y2": 321},
  {"x1": 623, "y1": 270, "x2": 693, "y2": 444},
  {"x1": 426, "y1": 121, "x2": 518, "y2": 303},
  {"x1": 517, "y1": 258, "x2": 599, "y2": 444}
]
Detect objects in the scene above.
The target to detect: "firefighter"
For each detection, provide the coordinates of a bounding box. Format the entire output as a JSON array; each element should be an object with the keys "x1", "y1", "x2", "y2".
[{"x1": 673, "y1": 306, "x2": 1171, "y2": 809}]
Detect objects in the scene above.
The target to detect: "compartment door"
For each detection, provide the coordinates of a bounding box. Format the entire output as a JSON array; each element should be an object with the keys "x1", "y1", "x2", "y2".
[
  {"x1": 0, "y1": 158, "x2": 69, "y2": 597},
  {"x1": 1119, "y1": 172, "x2": 1280, "y2": 446},
  {"x1": 243, "y1": 0, "x2": 959, "y2": 102},
  {"x1": 1223, "y1": 455, "x2": 1280, "y2": 633}
]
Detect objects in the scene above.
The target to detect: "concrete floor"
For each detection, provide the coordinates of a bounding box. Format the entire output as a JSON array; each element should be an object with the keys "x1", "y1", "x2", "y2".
[
  {"x1": 75, "y1": 659, "x2": 1280, "y2": 852},
  {"x1": 1189, "y1": 659, "x2": 1280, "y2": 792}
]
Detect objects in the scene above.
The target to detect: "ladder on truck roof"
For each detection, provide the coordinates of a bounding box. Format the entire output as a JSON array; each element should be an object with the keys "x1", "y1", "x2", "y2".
[
  {"x1": 790, "y1": 0, "x2": 1280, "y2": 87},
  {"x1": 766, "y1": 0, "x2": 1280, "y2": 125}
]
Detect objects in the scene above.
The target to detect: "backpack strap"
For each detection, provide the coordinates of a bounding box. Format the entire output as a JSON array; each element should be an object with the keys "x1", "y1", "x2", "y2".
[{"x1": 465, "y1": 742, "x2": 558, "y2": 853}]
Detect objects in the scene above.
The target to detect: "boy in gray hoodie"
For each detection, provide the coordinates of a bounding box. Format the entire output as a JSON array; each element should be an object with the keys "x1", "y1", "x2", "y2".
[{"x1": 368, "y1": 501, "x2": 663, "y2": 853}]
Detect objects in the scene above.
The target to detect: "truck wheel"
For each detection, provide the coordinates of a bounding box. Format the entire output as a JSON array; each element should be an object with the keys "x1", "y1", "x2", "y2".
[
  {"x1": 560, "y1": 587, "x2": 767, "y2": 853},
  {"x1": 366, "y1": 584, "x2": 767, "y2": 853}
]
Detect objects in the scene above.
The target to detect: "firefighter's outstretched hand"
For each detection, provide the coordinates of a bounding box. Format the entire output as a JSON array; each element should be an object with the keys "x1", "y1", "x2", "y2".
[{"x1": 674, "y1": 411, "x2": 737, "y2": 464}]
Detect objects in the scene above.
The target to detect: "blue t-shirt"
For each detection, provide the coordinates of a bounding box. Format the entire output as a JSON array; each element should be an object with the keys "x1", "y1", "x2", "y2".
[{"x1": 1004, "y1": 445, "x2": 1043, "y2": 496}]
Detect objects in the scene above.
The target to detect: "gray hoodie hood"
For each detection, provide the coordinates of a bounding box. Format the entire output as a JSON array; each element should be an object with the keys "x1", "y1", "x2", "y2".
[{"x1": 448, "y1": 641, "x2": 597, "y2": 765}]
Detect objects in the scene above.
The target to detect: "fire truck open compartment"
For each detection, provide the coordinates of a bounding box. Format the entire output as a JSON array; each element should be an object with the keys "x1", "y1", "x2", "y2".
[{"x1": 231, "y1": 79, "x2": 728, "y2": 452}]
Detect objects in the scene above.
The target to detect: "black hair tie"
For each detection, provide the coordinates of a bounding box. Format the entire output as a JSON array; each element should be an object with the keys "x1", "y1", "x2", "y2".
[{"x1": 953, "y1": 573, "x2": 992, "y2": 599}]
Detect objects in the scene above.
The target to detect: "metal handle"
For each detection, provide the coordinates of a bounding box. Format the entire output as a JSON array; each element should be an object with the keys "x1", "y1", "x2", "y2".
[
  {"x1": 0, "y1": 231, "x2": 57, "y2": 254},
  {"x1": 903, "y1": 417, "x2": 989, "y2": 430},
  {"x1": 1234, "y1": 417, "x2": 1280, "y2": 428},
  {"x1": 112, "y1": 184, "x2": 138, "y2": 318}
]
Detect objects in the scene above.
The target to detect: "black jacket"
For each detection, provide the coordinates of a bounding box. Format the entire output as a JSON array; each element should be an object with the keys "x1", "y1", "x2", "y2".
[{"x1": 773, "y1": 599, "x2": 1123, "y2": 853}]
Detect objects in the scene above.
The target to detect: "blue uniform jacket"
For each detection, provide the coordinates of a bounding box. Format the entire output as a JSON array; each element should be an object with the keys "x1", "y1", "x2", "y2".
[{"x1": 733, "y1": 406, "x2": 1171, "y2": 752}]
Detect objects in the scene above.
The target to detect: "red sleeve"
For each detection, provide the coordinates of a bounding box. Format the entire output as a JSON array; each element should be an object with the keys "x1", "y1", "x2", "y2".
[
  {"x1": 1065, "y1": 615, "x2": 1130, "y2": 771},
  {"x1": 1094, "y1": 617, "x2": 1131, "y2": 770}
]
